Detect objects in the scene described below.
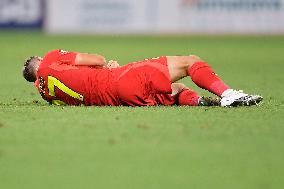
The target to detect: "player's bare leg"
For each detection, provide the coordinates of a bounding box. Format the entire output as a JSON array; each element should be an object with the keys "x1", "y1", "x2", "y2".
[
  {"x1": 166, "y1": 56, "x2": 262, "y2": 107},
  {"x1": 166, "y1": 56, "x2": 197, "y2": 82}
]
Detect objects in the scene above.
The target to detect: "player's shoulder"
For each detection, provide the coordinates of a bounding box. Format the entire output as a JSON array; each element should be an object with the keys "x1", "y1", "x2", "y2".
[
  {"x1": 43, "y1": 49, "x2": 74, "y2": 62},
  {"x1": 45, "y1": 49, "x2": 69, "y2": 56}
]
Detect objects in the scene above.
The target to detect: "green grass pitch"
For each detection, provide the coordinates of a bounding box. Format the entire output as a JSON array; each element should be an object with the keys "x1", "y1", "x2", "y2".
[{"x1": 0, "y1": 31, "x2": 284, "y2": 189}]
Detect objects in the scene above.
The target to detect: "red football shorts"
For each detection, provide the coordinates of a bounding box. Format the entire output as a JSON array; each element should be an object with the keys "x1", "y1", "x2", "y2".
[{"x1": 112, "y1": 56, "x2": 175, "y2": 106}]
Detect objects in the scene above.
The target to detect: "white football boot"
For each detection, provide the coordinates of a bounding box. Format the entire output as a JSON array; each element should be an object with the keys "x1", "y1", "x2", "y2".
[{"x1": 220, "y1": 89, "x2": 263, "y2": 107}]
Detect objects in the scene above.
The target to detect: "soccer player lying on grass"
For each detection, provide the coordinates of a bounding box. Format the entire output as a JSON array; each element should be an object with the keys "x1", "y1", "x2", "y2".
[{"x1": 22, "y1": 49, "x2": 262, "y2": 107}]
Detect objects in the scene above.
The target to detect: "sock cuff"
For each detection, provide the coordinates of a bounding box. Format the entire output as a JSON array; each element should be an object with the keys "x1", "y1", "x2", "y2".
[
  {"x1": 188, "y1": 61, "x2": 210, "y2": 77},
  {"x1": 178, "y1": 88, "x2": 200, "y2": 106}
]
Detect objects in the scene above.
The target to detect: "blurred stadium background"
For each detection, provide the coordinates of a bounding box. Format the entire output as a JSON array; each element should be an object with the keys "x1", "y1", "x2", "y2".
[
  {"x1": 1, "y1": 0, "x2": 284, "y2": 34},
  {"x1": 1, "y1": 1, "x2": 284, "y2": 189}
]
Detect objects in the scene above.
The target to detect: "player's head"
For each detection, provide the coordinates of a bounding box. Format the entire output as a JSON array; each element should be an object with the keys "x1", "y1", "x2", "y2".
[{"x1": 22, "y1": 56, "x2": 43, "y2": 82}]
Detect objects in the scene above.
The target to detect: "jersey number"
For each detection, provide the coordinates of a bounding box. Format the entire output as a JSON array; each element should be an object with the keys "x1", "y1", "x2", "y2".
[{"x1": 48, "y1": 76, "x2": 84, "y2": 104}]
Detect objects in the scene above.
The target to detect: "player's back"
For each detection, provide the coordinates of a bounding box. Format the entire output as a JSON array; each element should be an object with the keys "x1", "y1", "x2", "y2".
[
  {"x1": 37, "y1": 65, "x2": 118, "y2": 105},
  {"x1": 34, "y1": 50, "x2": 119, "y2": 106}
]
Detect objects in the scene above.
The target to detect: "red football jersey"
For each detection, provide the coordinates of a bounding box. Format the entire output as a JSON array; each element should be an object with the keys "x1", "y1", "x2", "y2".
[{"x1": 34, "y1": 49, "x2": 120, "y2": 106}]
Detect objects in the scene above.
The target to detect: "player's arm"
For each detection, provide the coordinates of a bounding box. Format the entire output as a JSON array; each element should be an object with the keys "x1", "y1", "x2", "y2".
[{"x1": 74, "y1": 53, "x2": 106, "y2": 66}]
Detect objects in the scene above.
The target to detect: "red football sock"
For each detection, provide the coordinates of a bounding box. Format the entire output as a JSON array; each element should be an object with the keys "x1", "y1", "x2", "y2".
[
  {"x1": 188, "y1": 61, "x2": 230, "y2": 96},
  {"x1": 177, "y1": 89, "x2": 200, "y2": 106}
]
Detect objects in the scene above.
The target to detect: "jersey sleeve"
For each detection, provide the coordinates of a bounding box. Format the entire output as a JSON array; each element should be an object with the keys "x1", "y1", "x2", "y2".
[{"x1": 57, "y1": 49, "x2": 78, "y2": 65}]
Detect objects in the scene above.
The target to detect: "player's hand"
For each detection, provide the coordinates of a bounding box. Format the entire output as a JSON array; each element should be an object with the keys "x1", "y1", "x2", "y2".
[{"x1": 106, "y1": 60, "x2": 120, "y2": 69}]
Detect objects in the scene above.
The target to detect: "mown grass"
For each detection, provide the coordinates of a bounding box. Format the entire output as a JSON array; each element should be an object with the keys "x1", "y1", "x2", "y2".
[{"x1": 0, "y1": 31, "x2": 284, "y2": 189}]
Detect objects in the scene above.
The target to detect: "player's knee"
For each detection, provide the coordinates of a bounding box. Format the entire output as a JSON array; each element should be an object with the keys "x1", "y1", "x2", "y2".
[
  {"x1": 178, "y1": 55, "x2": 201, "y2": 68},
  {"x1": 189, "y1": 55, "x2": 201, "y2": 61}
]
